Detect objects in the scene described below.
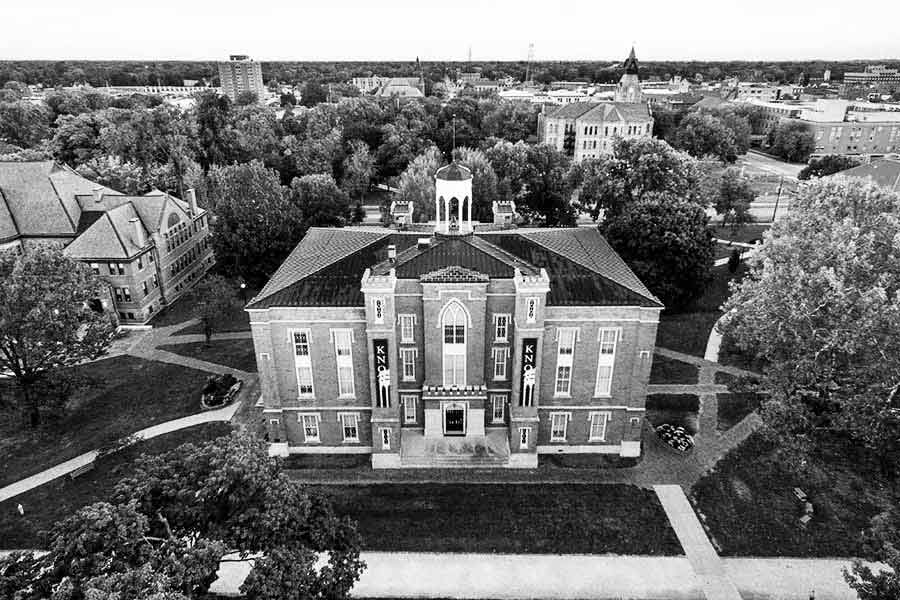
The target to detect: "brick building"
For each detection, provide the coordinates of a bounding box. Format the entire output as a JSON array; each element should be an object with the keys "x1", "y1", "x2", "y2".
[
  {"x1": 0, "y1": 161, "x2": 214, "y2": 324},
  {"x1": 248, "y1": 163, "x2": 662, "y2": 468}
]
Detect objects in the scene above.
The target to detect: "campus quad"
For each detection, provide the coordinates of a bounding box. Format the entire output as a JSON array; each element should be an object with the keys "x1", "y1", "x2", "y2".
[{"x1": 247, "y1": 164, "x2": 662, "y2": 468}]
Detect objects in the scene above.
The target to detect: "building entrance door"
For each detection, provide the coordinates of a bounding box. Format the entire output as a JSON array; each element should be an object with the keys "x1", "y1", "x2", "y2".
[{"x1": 443, "y1": 403, "x2": 466, "y2": 436}]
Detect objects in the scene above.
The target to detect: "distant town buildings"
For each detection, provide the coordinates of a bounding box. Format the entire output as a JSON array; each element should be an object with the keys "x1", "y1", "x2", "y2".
[
  {"x1": 843, "y1": 65, "x2": 900, "y2": 87},
  {"x1": 218, "y1": 55, "x2": 266, "y2": 102},
  {"x1": 0, "y1": 161, "x2": 214, "y2": 324},
  {"x1": 537, "y1": 48, "x2": 654, "y2": 161}
]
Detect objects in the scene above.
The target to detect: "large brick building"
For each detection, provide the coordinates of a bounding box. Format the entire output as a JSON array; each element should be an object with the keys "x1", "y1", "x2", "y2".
[
  {"x1": 0, "y1": 161, "x2": 214, "y2": 324},
  {"x1": 248, "y1": 163, "x2": 662, "y2": 468}
]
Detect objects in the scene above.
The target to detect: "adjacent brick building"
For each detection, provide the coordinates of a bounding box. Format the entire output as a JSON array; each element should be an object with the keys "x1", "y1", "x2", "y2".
[
  {"x1": 0, "y1": 161, "x2": 214, "y2": 324},
  {"x1": 248, "y1": 163, "x2": 662, "y2": 468}
]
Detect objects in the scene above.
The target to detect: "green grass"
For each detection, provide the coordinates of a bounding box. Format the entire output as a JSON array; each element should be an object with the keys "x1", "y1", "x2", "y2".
[
  {"x1": 0, "y1": 422, "x2": 233, "y2": 549},
  {"x1": 646, "y1": 394, "x2": 700, "y2": 412},
  {"x1": 310, "y1": 483, "x2": 683, "y2": 555},
  {"x1": 0, "y1": 356, "x2": 211, "y2": 488},
  {"x1": 691, "y1": 433, "x2": 895, "y2": 557},
  {"x1": 149, "y1": 276, "x2": 257, "y2": 334},
  {"x1": 716, "y1": 392, "x2": 761, "y2": 431},
  {"x1": 649, "y1": 354, "x2": 699, "y2": 384},
  {"x1": 159, "y1": 339, "x2": 258, "y2": 372}
]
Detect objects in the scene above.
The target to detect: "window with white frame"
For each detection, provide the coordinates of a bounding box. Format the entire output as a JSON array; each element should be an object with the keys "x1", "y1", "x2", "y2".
[
  {"x1": 491, "y1": 394, "x2": 505, "y2": 423},
  {"x1": 494, "y1": 314, "x2": 510, "y2": 342},
  {"x1": 340, "y1": 413, "x2": 359, "y2": 441},
  {"x1": 594, "y1": 329, "x2": 618, "y2": 397},
  {"x1": 332, "y1": 329, "x2": 355, "y2": 397},
  {"x1": 402, "y1": 394, "x2": 417, "y2": 423},
  {"x1": 526, "y1": 298, "x2": 537, "y2": 322},
  {"x1": 519, "y1": 427, "x2": 531, "y2": 447},
  {"x1": 380, "y1": 428, "x2": 391, "y2": 450},
  {"x1": 292, "y1": 330, "x2": 314, "y2": 398},
  {"x1": 400, "y1": 348, "x2": 416, "y2": 381},
  {"x1": 300, "y1": 414, "x2": 320, "y2": 442},
  {"x1": 550, "y1": 413, "x2": 569, "y2": 441},
  {"x1": 589, "y1": 412, "x2": 610, "y2": 441},
  {"x1": 554, "y1": 327, "x2": 578, "y2": 396},
  {"x1": 492, "y1": 347, "x2": 508, "y2": 380},
  {"x1": 399, "y1": 314, "x2": 415, "y2": 342},
  {"x1": 373, "y1": 297, "x2": 385, "y2": 323},
  {"x1": 442, "y1": 302, "x2": 466, "y2": 388}
]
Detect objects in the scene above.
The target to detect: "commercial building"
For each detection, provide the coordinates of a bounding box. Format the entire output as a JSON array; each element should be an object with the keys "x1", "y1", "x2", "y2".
[
  {"x1": 218, "y1": 55, "x2": 266, "y2": 102},
  {"x1": 0, "y1": 161, "x2": 213, "y2": 324},
  {"x1": 843, "y1": 65, "x2": 900, "y2": 87},
  {"x1": 248, "y1": 163, "x2": 661, "y2": 468}
]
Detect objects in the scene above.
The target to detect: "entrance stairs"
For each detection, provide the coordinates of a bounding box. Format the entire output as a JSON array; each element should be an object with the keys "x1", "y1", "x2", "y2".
[{"x1": 400, "y1": 428, "x2": 510, "y2": 468}]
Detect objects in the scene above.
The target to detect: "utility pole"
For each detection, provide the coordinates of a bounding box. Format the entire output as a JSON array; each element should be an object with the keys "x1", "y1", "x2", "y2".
[{"x1": 772, "y1": 176, "x2": 783, "y2": 222}]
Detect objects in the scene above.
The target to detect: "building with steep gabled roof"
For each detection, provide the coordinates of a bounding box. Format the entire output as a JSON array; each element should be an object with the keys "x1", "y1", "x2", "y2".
[{"x1": 248, "y1": 163, "x2": 662, "y2": 469}]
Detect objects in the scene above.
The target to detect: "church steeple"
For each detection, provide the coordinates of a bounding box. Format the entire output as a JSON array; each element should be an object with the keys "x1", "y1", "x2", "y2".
[
  {"x1": 615, "y1": 46, "x2": 644, "y2": 103},
  {"x1": 623, "y1": 46, "x2": 639, "y2": 75}
]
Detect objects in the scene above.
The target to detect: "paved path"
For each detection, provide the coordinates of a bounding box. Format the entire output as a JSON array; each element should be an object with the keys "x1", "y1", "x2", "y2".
[
  {"x1": 0, "y1": 397, "x2": 245, "y2": 503},
  {"x1": 704, "y1": 316, "x2": 725, "y2": 362},
  {"x1": 655, "y1": 485, "x2": 742, "y2": 600}
]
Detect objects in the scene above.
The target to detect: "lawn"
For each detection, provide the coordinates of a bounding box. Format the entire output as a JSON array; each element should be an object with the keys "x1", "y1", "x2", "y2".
[
  {"x1": 649, "y1": 354, "x2": 699, "y2": 384},
  {"x1": 159, "y1": 339, "x2": 258, "y2": 372},
  {"x1": 310, "y1": 483, "x2": 683, "y2": 555},
  {"x1": 645, "y1": 394, "x2": 700, "y2": 434},
  {"x1": 0, "y1": 422, "x2": 233, "y2": 549},
  {"x1": 149, "y1": 275, "x2": 257, "y2": 334},
  {"x1": 715, "y1": 392, "x2": 761, "y2": 431},
  {"x1": 691, "y1": 433, "x2": 895, "y2": 557},
  {"x1": 0, "y1": 356, "x2": 212, "y2": 488}
]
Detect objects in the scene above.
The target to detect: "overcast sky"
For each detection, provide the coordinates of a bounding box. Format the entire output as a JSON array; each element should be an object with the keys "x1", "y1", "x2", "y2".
[{"x1": 2, "y1": 0, "x2": 899, "y2": 62}]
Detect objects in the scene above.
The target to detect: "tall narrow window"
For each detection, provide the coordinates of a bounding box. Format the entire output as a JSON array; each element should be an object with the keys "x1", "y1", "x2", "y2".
[
  {"x1": 594, "y1": 329, "x2": 618, "y2": 397},
  {"x1": 301, "y1": 414, "x2": 319, "y2": 443},
  {"x1": 491, "y1": 394, "x2": 505, "y2": 423},
  {"x1": 589, "y1": 412, "x2": 610, "y2": 441},
  {"x1": 554, "y1": 328, "x2": 577, "y2": 396},
  {"x1": 550, "y1": 413, "x2": 569, "y2": 441},
  {"x1": 441, "y1": 302, "x2": 466, "y2": 388},
  {"x1": 400, "y1": 348, "x2": 416, "y2": 381},
  {"x1": 332, "y1": 329, "x2": 355, "y2": 397},
  {"x1": 293, "y1": 330, "x2": 314, "y2": 398},
  {"x1": 340, "y1": 413, "x2": 359, "y2": 441},
  {"x1": 494, "y1": 314, "x2": 510, "y2": 342},
  {"x1": 492, "y1": 347, "x2": 508, "y2": 380},
  {"x1": 399, "y1": 314, "x2": 415, "y2": 342},
  {"x1": 402, "y1": 395, "x2": 417, "y2": 423}
]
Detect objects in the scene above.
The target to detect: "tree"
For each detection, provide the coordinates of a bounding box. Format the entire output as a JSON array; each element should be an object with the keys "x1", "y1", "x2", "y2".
[
  {"x1": 235, "y1": 90, "x2": 259, "y2": 106},
  {"x1": 571, "y1": 137, "x2": 708, "y2": 221},
  {"x1": 485, "y1": 139, "x2": 530, "y2": 203},
  {"x1": 289, "y1": 173, "x2": 351, "y2": 229},
  {"x1": 798, "y1": 154, "x2": 860, "y2": 180},
  {"x1": 75, "y1": 155, "x2": 167, "y2": 195},
  {"x1": 341, "y1": 140, "x2": 374, "y2": 204},
  {"x1": 51, "y1": 110, "x2": 111, "y2": 165},
  {"x1": 454, "y1": 146, "x2": 499, "y2": 222},
  {"x1": 727, "y1": 247, "x2": 742, "y2": 273},
  {"x1": 0, "y1": 433, "x2": 364, "y2": 599},
  {"x1": 190, "y1": 275, "x2": 242, "y2": 344},
  {"x1": 720, "y1": 178, "x2": 900, "y2": 471},
  {"x1": 844, "y1": 507, "x2": 900, "y2": 600},
  {"x1": 601, "y1": 194, "x2": 714, "y2": 309},
  {"x1": 673, "y1": 111, "x2": 739, "y2": 163},
  {"x1": 194, "y1": 91, "x2": 234, "y2": 170},
  {"x1": 519, "y1": 144, "x2": 575, "y2": 226},
  {"x1": 206, "y1": 160, "x2": 303, "y2": 285},
  {"x1": 481, "y1": 101, "x2": 539, "y2": 143},
  {"x1": 396, "y1": 146, "x2": 443, "y2": 221},
  {"x1": 0, "y1": 248, "x2": 115, "y2": 427},
  {"x1": 713, "y1": 167, "x2": 755, "y2": 231},
  {"x1": 767, "y1": 120, "x2": 814, "y2": 163},
  {"x1": 0, "y1": 101, "x2": 52, "y2": 148},
  {"x1": 300, "y1": 81, "x2": 328, "y2": 107}
]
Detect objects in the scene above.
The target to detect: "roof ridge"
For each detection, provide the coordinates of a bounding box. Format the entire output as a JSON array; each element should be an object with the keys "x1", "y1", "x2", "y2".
[
  {"x1": 46, "y1": 175, "x2": 77, "y2": 232},
  {"x1": 0, "y1": 186, "x2": 20, "y2": 237},
  {"x1": 105, "y1": 211, "x2": 129, "y2": 257}
]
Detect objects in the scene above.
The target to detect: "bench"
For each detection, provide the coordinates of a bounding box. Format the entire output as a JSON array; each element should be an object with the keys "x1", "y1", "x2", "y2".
[{"x1": 68, "y1": 461, "x2": 96, "y2": 480}]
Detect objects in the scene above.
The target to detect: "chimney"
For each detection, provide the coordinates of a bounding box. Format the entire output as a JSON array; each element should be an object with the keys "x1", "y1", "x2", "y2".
[
  {"x1": 130, "y1": 218, "x2": 146, "y2": 248},
  {"x1": 187, "y1": 188, "x2": 198, "y2": 215},
  {"x1": 92, "y1": 187, "x2": 104, "y2": 204},
  {"x1": 387, "y1": 244, "x2": 397, "y2": 262}
]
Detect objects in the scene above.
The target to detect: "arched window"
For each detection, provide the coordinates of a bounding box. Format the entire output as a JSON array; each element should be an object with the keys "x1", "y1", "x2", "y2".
[{"x1": 441, "y1": 301, "x2": 467, "y2": 387}]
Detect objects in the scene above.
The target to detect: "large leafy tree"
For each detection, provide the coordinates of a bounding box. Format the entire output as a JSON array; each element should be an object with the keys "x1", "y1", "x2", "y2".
[
  {"x1": 798, "y1": 154, "x2": 860, "y2": 180},
  {"x1": 767, "y1": 120, "x2": 815, "y2": 163},
  {"x1": 289, "y1": 173, "x2": 351, "y2": 229},
  {"x1": 720, "y1": 178, "x2": 900, "y2": 470},
  {"x1": 481, "y1": 101, "x2": 539, "y2": 143},
  {"x1": 341, "y1": 139, "x2": 375, "y2": 205},
  {"x1": 190, "y1": 274, "x2": 243, "y2": 344},
  {"x1": 0, "y1": 248, "x2": 115, "y2": 427},
  {"x1": 571, "y1": 137, "x2": 708, "y2": 221},
  {"x1": 395, "y1": 146, "x2": 443, "y2": 221},
  {"x1": 50, "y1": 110, "x2": 111, "y2": 165},
  {"x1": 206, "y1": 160, "x2": 302, "y2": 285},
  {"x1": 712, "y1": 167, "x2": 755, "y2": 231},
  {"x1": 194, "y1": 91, "x2": 235, "y2": 170},
  {"x1": 454, "y1": 146, "x2": 499, "y2": 222},
  {"x1": 844, "y1": 507, "x2": 900, "y2": 600},
  {"x1": 0, "y1": 101, "x2": 52, "y2": 148},
  {"x1": 673, "y1": 111, "x2": 739, "y2": 163},
  {"x1": 0, "y1": 433, "x2": 364, "y2": 599},
  {"x1": 601, "y1": 194, "x2": 714, "y2": 309},
  {"x1": 484, "y1": 139, "x2": 531, "y2": 203},
  {"x1": 519, "y1": 143, "x2": 575, "y2": 226}
]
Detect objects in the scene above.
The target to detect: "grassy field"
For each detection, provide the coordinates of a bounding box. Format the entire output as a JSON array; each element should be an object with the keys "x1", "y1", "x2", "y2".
[
  {"x1": 649, "y1": 354, "x2": 699, "y2": 384},
  {"x1": 159, "y1": 339, "x2": 258, "y2": 372},
  {"x1": 311, "y1": 483, "x2": 683, "y2": 555},
  {"x1": 691, "y1": 433, "x2": 896, "y2": 557},
  {"x1": 0, "y1": 422, "x2": 233, "y2": 549},
  {"x1": 0, "y1": 356, "x2": 211, "y2": 488}
]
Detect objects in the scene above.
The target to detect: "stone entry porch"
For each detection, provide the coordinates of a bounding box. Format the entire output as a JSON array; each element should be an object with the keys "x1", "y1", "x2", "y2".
[{"x1": 400, "y1": 428, "x2": 510, "y2": 468}]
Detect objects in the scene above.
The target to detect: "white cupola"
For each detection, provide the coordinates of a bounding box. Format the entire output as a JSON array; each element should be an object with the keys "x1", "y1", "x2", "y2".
[{"x1": 434, "y1": 162, "x2": 473, "y2": 235}]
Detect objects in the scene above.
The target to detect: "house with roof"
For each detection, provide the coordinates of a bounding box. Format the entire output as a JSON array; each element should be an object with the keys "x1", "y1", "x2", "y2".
[
  {"x1": 0, "y1": 161, "x2": 214, "y2": 324},
  {"x1": 828, "y1": 157, "x2": 900, "y2": 192},
  {"x1": 247, "y1": 163, "x2": 662, "y2": 468},
  {"x1": 537, "y1": 48, "x2": 654, "y2": 161}
]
